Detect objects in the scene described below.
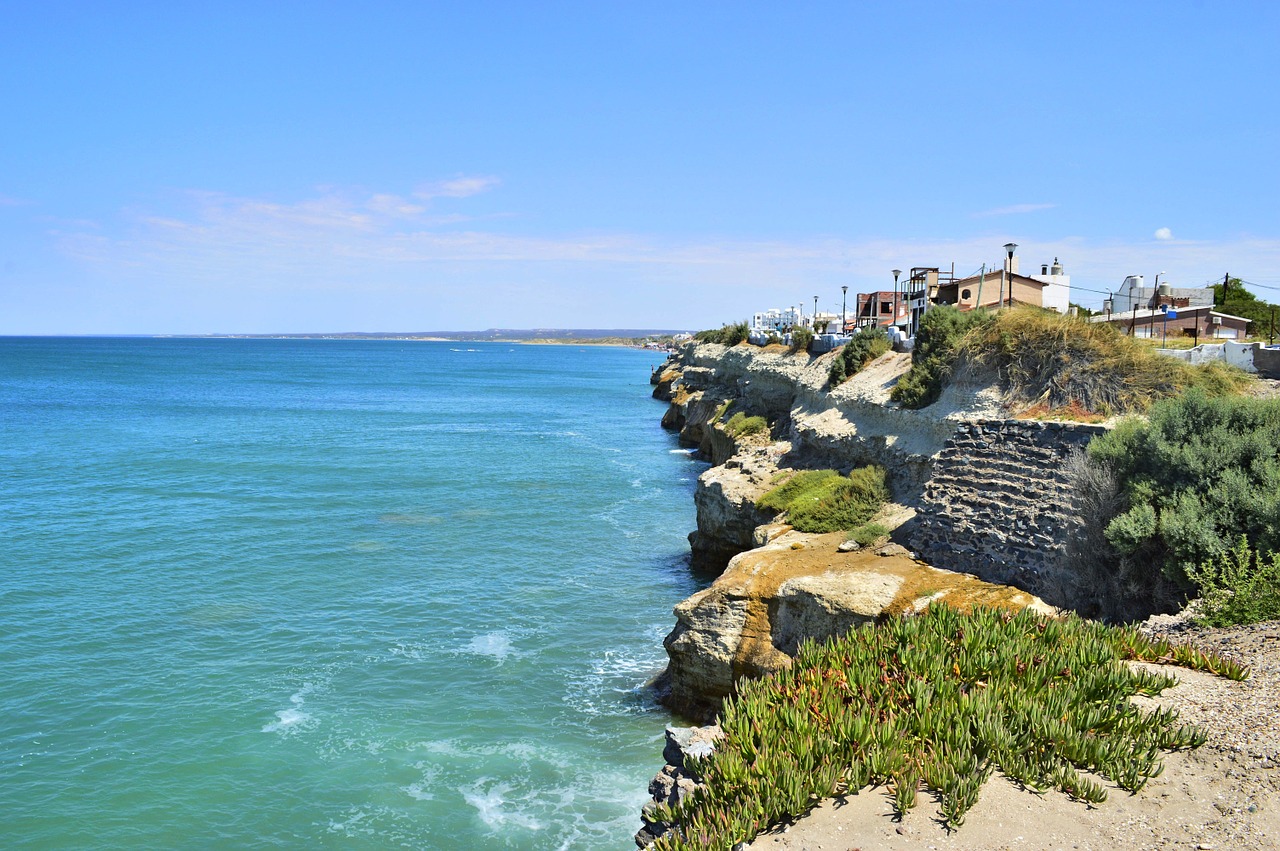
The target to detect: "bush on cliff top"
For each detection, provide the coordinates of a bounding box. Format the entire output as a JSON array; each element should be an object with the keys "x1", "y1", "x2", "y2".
[
  {"x1": 1086, "y1": 389, "x2": 1280, "y2": 595},
  {"x1": 648, "y1": 606, "x2": 1246, "y2": 851},
  {"x1": 787, "y1": 325, "x2": 814, "y2": 354},
  {"x1": 890, "y1": 305, "x2": 995, "y2": 409},
  {"x1": 694, "y1": 322, "x2": 750, "y2": 346},
  {"x1": 828, "y1": 327, "x2": 890, "y2": 387},
  {"x1": 756, "y1": 467, "x2": 888, "y2": 533}
]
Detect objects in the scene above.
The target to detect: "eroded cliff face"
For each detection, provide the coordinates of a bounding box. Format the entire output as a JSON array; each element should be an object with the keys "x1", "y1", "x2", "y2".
[
  {"x1": 650, "y1": 341, "x2": 1102, "y2": 720},
  {"x1": 654, "y1": 342, "x2": 1003, "y2": 573}
]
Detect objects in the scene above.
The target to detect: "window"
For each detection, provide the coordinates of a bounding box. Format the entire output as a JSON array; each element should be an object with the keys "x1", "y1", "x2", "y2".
[
  {"x1": 880, "y1": 301, "x2": 891, "y2": 314},
  {"x1": 961, "y1": 289, "x2": 972, "y2": 300}
]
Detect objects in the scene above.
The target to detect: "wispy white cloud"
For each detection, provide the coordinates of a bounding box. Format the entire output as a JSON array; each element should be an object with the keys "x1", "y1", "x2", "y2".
[
  {"x1": 49, "y1": 186, "x2": 1280, "y2": 331},
  {"x1": 414, "y1": 175, "x2": 501, "y2": 200},
  {"x1": 0, "y1": 193, "x2": 26, "y2": 207},
  {"x1": 972, "y1": 203, "x2": 1056, "y2": 218},
  {"x1": 1154, "y1": 227, "x2": 1174, "y2": 241}
]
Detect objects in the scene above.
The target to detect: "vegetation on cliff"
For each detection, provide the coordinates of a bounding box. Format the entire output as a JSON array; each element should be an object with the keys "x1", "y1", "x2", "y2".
[
  {"x1": 892, "y1": 306, "x2": 1250, "y2": 414},
  {"x1": 788, "y1": 326, "x2": 813, "y2": 354},
  {"x1": 1082, "y1": 390, "x2": 1280, "y2": 623},
  {"x1": 695, "y1": 322, "x2": 750, "y2": 346},
  {"x1": 648, "y1": 606, "x2": 1246, "y2": 851},
  {"x1": 828, "y1": 327, "x2": 890, "y2": 386},
  {"x1": 724, "y1": 411, "x2": 768, "y2": 439},
  {"x1": 756, "y1": 467, "x2": 888, "y2": 534},
  {"x1": 1188, "y1": 538, "x2": 1280, "y2": 627},
  {"x1": 890, "y1": 305, "x2": 994, "y2": 408}
]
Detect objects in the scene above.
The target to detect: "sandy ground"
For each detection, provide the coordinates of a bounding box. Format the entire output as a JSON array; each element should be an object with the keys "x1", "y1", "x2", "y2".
[{"x1": 745, "y1": 621, "x2": 1280, "y2": 851}]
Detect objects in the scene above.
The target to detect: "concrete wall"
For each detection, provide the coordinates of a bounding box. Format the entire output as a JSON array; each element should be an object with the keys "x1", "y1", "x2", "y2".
[
  {"x1": 1157, "y1": 341, "x2": 1280, "y2": 376},
  {"x1": 908, "y1": 419, "x2": 1108, "y2": 607}
]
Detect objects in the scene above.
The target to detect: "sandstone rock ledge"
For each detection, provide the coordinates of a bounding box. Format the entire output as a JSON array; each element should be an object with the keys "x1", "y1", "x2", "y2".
[{"x1": 659, "y1": 529, "x2": 1054, "y2": 722}]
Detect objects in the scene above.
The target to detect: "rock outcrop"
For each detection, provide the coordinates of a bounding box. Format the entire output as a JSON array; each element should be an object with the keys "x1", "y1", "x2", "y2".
[
  {"x1": 635, "y1": 725, "x2": 723, "y2": 847},
  {"x1": 662, "y1": 530, "x2": 1055, "y2": 722}
]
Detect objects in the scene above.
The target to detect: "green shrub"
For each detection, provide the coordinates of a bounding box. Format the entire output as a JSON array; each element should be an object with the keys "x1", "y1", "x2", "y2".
[
  {"x1": 829, "y1": 328, "x2": 890, "y2": 386},
  {"x1": 890, "y1": 305, "x2": 995, "y2": 408},
  {"x1": 788, "y1": 326, "x2": 813, "y2": 354},
  {"x1": 1186, "y1": 538, "x2": 1280, "y2": 627},
  {"x1": 847, "y1": 522, "x2": 889, "y2": 547},
  {"x1": 724, "y1": 412, "x2": 768, "y2": 439},
  {"x1": 650, "y1": 607, "x2": 1245, "y2": 850},
  {"x1": 1086, "y1": 390, "x2": 1280, "y2": 588},
  {"x1": 756, "y1": 467, "x2": 889, "y2": 533},
  {"x1": 694, "y1": 322, "x2": 750, "y2": 346}
]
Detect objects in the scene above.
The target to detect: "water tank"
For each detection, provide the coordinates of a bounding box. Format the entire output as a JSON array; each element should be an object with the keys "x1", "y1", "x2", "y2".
[
  {"x1": 1051, "y1": 257, "x2": 1063, "y2": 275},
  {"x1": 1103, "y1": 298, "x2": 1114, "y2": 314},
  {"x1": 1158, "y1": 283, "x2": 1172, "y2": 298},
  {"x1": 1124, "y1": 275, "x2": 1144, "y2": 291}
]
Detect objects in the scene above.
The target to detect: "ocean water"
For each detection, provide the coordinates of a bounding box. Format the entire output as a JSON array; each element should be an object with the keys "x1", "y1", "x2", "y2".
[{"x1": 0, "y1": 338, "x2": 705, "y2": 849}]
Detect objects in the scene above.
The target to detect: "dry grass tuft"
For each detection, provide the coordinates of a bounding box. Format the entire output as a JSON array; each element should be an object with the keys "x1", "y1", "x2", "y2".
[{"x1": 957, "y1": 308, "x2": 1252, "y2": 416}]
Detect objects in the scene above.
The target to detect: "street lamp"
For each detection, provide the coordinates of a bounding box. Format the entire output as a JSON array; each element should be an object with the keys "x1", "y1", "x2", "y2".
[
  {"x1": 1003, "y1": 243, "x2": 1018, "y2": 309},
  {"x1": 813, "y1": 295, "x2": 819, "y2": 330},
  {"x1": 891, "y1": 269, "x2": 902, "y2": 327},
  {"x1": 841, "y1": 285, "x2": 848, "y2": 335}
]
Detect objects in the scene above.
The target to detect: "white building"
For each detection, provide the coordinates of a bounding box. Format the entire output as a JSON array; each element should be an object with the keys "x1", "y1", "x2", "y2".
[
  {"x1": 752, "y1": 307, "x2": 805, "y2": 332},
  {"x1": 1110, "y1": 275, "x2": 1214, "y2": 315},
  {"x1": 1029, "y1": 257, "x2": 1071, "y2": 313}
]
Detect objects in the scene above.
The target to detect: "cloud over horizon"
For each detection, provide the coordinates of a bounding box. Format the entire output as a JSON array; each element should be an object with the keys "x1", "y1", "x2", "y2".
[{"x1": 41, "y1": 184, "x2": 1280, "y2": 333}]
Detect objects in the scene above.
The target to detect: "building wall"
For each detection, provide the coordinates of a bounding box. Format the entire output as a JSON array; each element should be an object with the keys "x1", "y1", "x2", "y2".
[
  {"x1": 1115, "y1": 285, "x2": 1214, "y2": 314},
  {"x1": 1031, "y1": 273, "x2": 1070, "y2": 313},
  {"x1": 951, "y1": 274, "x2": 1045, "y2": 310}
]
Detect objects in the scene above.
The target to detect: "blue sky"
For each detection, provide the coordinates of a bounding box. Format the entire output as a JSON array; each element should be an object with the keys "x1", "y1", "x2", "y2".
[{"x1": 2, "y1": 1, "x2": 1278, "y2": 334}]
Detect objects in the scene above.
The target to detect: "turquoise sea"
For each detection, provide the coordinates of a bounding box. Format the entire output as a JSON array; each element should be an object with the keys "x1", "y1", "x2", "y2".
[{"x1": 0, "y1": 338, "x2": 705, "y2": 849}]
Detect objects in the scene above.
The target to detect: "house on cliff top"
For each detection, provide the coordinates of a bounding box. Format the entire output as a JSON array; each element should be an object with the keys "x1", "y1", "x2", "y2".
[{"x1": 852, "y1": 248, "x2": 1073, "y2": 336}]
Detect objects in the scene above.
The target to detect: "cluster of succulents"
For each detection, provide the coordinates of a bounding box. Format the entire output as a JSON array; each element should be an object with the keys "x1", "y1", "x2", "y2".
[{"x1": 650, "y1": 606, "x2": 1247, "y2": 851}]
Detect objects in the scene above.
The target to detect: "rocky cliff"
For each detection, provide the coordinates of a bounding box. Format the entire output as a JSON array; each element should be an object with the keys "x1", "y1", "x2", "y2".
[{"x1": 648, "y1": 341, "x2": 1088, "y2": 721}]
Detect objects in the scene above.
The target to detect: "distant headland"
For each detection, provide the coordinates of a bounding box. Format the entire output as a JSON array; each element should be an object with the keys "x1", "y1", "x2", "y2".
[{"x1": 184, "y1": 328, "x2": 691, "y2": 348}]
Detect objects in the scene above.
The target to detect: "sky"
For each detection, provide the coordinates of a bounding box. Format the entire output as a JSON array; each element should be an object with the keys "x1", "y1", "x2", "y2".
[{"x1": 2, "y1": 1, "x2": 1279, "y2": 334}]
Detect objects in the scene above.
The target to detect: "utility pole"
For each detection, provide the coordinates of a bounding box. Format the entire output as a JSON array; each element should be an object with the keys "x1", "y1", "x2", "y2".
[
  {"x1": 1221, "y1": 272, "x2": 1230, "y2": 307},
  {"x1": 1271, "y1": 306, "x2": 1276, "y2": 346}
]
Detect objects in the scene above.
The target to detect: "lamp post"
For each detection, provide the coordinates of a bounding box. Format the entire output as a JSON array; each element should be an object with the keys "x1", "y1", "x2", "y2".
[
  {"x1": 892, "y1": 269, "x2": 902, "y2": 328},
  {"x1": 841, "y1": 285, "x2": 848, "y2": 335},
  {"x1": 1002, "y1": 243, "x2": 1018, "y2": 309},
  {"x1": 813, "y1": 295, "x2": 819, "y2": 331}
]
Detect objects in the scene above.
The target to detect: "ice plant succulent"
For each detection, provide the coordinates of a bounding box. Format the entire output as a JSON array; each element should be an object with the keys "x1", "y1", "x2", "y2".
[{"x1": 651, "y1": 606, "x2": 1246, "y2": 851}]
